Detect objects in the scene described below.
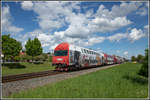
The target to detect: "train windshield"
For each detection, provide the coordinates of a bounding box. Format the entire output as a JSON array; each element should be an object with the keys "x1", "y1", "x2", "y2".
[{"x1": 54, "y1": 50, "x2": 68, "y2": 56}]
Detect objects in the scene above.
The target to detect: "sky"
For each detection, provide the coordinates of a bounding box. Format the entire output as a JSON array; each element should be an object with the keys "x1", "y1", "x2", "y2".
[{"x1": 2, "y1": 1, "x2": 149, "y2": 59}]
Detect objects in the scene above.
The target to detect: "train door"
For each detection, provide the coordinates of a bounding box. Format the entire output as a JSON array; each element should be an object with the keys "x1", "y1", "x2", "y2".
[{"x1": 74, "y1": 51, "x2": 80, "y2": 66}]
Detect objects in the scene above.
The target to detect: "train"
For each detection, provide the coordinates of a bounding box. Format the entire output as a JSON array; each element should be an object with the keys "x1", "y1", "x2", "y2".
[{"x1": 52, "y1": 42, "x2": 124, "y2": 71}]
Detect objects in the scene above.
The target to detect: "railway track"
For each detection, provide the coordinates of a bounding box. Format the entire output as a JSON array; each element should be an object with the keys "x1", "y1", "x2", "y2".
[
  {"x1": 2, "y1": 70, "x2": 65, "y2": 83},
  {"x1": 2, "y1": 64, "x2": 118, "y2": 83}
]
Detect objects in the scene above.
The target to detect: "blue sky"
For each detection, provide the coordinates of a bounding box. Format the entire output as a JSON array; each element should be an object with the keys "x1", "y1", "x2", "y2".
[{"x1": 2, "y1": 1, "x2": 149, "y2": 59}]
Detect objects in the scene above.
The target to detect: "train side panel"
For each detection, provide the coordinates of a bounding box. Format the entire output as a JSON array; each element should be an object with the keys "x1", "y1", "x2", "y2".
[{"x1": 69, "y1": 44, "x2": 103, "y2": 68}]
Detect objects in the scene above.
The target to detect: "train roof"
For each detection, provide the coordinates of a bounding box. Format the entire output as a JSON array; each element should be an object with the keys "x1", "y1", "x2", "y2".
[{"x1": 55, "y1": 42, "x2": 112, "y2": 57}]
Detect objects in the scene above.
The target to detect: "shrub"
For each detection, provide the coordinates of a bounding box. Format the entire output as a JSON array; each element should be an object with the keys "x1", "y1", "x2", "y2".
[
  {"x1": 14, "y1": 56, "x2": 20, "y2": 62},
  {"x1": 138, "y1": 49, "x2": 148, "y2": 77}
]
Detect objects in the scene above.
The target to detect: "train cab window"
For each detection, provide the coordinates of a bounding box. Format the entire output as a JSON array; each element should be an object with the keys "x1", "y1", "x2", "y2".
[{"x1": 54, "y1": 50, "x2": 68, "y2": 56}]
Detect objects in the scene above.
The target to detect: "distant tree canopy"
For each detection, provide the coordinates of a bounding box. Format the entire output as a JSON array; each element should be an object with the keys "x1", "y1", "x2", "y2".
[
  {"x1": 136, "y1": 54, "x2": 144, "y2": 63},
  {"x1": 131, "y1": 54, "x2": 144, "y2": 63},
  {"x1": 2, "y1": 34, "x2": 22, "y2": 61},
  {"x1": 25, "y1": 38, "x2": 42, "y2": 61},
  {"x1": 131, "y1": 56, "x2": 136, "y2": 62}
]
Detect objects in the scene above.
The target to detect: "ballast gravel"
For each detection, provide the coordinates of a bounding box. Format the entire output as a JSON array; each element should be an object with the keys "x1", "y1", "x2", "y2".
[{"x1": 2, "y1": 64, "x2": 118, "y2": 97}]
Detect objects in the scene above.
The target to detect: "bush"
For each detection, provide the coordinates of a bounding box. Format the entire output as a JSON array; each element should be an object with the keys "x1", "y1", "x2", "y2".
[
  {"x1": 138, "y1": 49, "x2": 148, "y2": 77},
  {"x1": 14, "y1": 56, "x2": 20, "y2": 62},
  {"x1": 34, "y1": 55, "x2": 45, "y2": 62},
  {"x1": 41, "y1": 53, "x2": 48, "y2": 61},
  {"x1": 49, "y1": 56, "x2": 52, "y2": 62}
]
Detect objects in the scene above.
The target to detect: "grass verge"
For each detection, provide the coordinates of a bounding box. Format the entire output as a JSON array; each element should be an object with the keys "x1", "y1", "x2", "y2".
[
  {"x1": 7, "y1": 63, "x2": 148, "y2": 98},
  {"x1": 2, "y1": 62, "x2": 54, "y2": 76}
]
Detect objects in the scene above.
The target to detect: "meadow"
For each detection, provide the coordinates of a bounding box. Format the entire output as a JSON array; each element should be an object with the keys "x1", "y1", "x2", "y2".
[
  {"x1": 7, "y1": 63, "x2": 148, "y2": 98},
  {"x1": 2, "y1": 62, "x2": 55, "y2": 76}
]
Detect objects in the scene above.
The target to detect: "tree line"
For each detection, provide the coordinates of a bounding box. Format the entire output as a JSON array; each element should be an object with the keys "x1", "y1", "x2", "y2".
[
  {"x1": 131, "y1": 49, "x2": 148, "y2": 77},
  {"x1": 2, "y1": 34, "x2": 52, "y2": 63},
  {"x1": 131, "y1": 54, "x2": 145, "y2": 63}
]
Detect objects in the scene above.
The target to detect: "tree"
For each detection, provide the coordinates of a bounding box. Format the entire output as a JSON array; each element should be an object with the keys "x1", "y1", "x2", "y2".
[
  {"x1": 2, "y1": 34, "x2": 22, "y2": 61},
  {"x1": 131, "y1": 56, "x2": 136, "y2": 62},
  {"x1": 138, "y1": 49, "x2": 148, "y2": 77},
  {"x1": 25, "y1": 38, "x2": 42, "y2": 62},
  {"x1": 136, "y1": 54, "x2": 144, "y2": 63}
]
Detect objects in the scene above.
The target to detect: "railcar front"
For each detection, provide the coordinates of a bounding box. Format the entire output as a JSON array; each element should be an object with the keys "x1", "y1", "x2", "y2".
[{"x1": 52, "y1": 43, "x2": 69, "y2": 71}]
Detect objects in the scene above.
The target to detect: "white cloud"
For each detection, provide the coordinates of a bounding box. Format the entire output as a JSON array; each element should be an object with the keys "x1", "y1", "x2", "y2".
[
  {"x1": 49, "y1": 43, "x2": 59, "y2": 51},
  {"x1": 21, "y1": 1, "x2": 33, "y2": 10},
  {"x1": 88, "y1": 3, "x2": 132, "y2": 33},
  {"x1": 2, "y1": 6, "x2": 24, "y2": 33},
  {"x1": 89, "y1": 17, "x2": 131, "y2": 33},
  {"x1": 64, "y1": 23, "x2": 90, "y2": 38},
  {"x1": 111, "y1": 2, "x2": 143, "y2": 18},
  {"x1": 144, "y1": 25, "x2": 149, "y2": 29},
  {"x1": 116, "y1": 50, "x2": 120, "y2": 53},
  {"x1": 30, "y1": 29, "x2": 43, "y2": 37},
  {"x1": 128, "y1": 28, "x2": 145, "y2": 42},
  {"x1": 20, "y1": 1, "x2": 134, "y2": 35},
  {"x1": 123, "y1": 51, "x2": 128, "y2": 55},
  {"x1": 24, "y1": 1, "x2": 74, "y2": 31},
  {"x1": 143, "y1": 25, "x2": 149, "y2": 36},
  {"x1": 88, "y1": 37, "x2": 105, "y2": 46},
  {"x1": 18, "y1": 2, "x2": 147, "y2": 51},
  {"x1": 37, "y1": 33, "x2": 55, "y2": 48},
  {"x1": 107, "y1": 33, "x2": 127, "y2": 42},
  {"x1": 108, "y1": 26, "x2": 147, "y2": 43}
]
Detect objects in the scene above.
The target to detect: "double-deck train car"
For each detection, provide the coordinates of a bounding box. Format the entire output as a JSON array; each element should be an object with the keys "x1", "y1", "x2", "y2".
[
  {"x1": 103, "y1": 53, "x2": 114, "y2": 65},
  {"x1": 52, "y1": 42, "x2": 123, "y2": 71}
]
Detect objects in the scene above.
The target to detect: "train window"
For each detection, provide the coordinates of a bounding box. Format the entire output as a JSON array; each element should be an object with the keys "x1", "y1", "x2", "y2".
[
  {"x1": 84, "y1": 49, "x2": 86, "y2": 53},
  {"x1": 54, "y1": 50, "x2": 68, "y2": 56},
  {"x1": 85, "y1": 50, "x2": 87, "y2": 53},
  {"x1": 81, "y1": 49, "x2": 83, "y2": 53},
  {"x1": 86, "y1": 50, "x2": 88, "y2": 54}
]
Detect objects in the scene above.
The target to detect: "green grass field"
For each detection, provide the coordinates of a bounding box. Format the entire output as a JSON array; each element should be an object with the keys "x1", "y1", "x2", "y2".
[
  {"x1": 2, "y1": 62, "x2": 55, "y2": 76},
  {"x1": 7, "y1": 63, "x2": 148, "y2": 98}
]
